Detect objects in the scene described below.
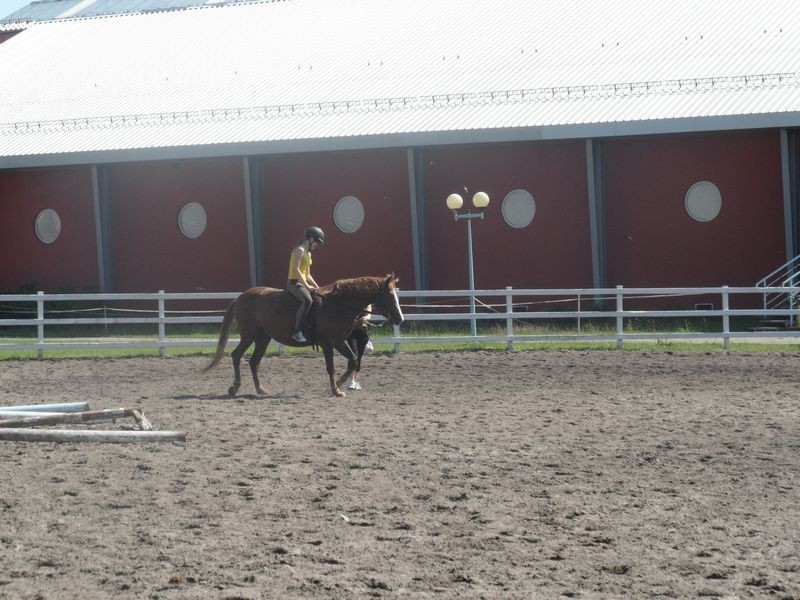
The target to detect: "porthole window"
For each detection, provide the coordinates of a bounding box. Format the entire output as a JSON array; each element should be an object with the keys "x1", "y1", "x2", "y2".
[
  {"x1": 501, "y1": 189, "x2": 536, "y2": 228},
  {"x1": 685, "y1": 181, "x2": 721, "y2": 222},
  {"x1": 178, "y1": 202, "x2": 207, "y2": 239},
  {"x1": 333, "y1": 195, "x2": 365, "y2": 233},
  {"x1": 34, "y1": 209, "x2": 62, "y2": 244}
]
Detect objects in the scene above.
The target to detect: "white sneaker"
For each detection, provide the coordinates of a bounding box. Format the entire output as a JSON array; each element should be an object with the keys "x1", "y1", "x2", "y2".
[
  {"x1": 291, "y1": 331, "x2": 307, "y2": 343},
  {"x1": 354, "y1": 381, "x2": 362, "y2": 390},
  {"x1": 347, "y1": 378, "x2": 357, "y2": 390}
]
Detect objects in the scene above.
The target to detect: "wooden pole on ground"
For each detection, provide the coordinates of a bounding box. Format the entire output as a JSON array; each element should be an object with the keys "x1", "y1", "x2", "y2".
[
  {"x1": 0, "y1": 407, "x2": 152, "y2": 431},
  {"x1": 0, "y1": 429, "x2": 185, "y2": 444}
]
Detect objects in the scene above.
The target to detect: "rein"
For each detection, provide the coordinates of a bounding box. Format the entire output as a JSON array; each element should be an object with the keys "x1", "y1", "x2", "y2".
[
  {"x1": 315, "y1": 275, "x2": 401, "y2": 329},
  {"x1": 315, "y1": 288, "x2": 389, "y2": 326}
]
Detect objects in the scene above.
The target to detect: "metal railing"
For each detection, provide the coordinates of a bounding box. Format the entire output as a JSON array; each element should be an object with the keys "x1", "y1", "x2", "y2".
[
  {"x1": 756, "y1": 255, "x2": 800, "y2": 324},
  {"x1": 0, "y1": 286, "x2": 798, "y2": 357}
]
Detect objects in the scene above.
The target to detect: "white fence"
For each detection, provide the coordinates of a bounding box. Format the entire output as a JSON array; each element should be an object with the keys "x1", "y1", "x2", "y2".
[{"x1": 0, "y1": 286, "x2": 798, "y2": 356}]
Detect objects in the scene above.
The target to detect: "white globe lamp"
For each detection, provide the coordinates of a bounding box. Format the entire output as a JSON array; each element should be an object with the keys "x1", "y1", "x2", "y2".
[
  {"x1": 472, "y1": 191, "x2": 490, "y2": 209},
  {"x1": 446, "y1": 193, "x2": 464, "y2": 210}
]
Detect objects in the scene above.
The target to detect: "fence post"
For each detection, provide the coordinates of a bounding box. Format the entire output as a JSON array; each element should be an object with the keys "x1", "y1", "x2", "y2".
[
  {"x1": 616, "y1": 285, "x2": 624, "y2": 350},
  {"x1": 506, "y1": 286, "x2": 514, "y2": 351},
  {"x1": 795, "y1": 286, "x2": 799, "y2": 328},
  {"x1": 722, "y1": 285, "x2": 730, "y2": 350},
  {"x1": 37, "y1": 291, "x2": 44, "y2": 359},
  {"x1": 158, "y1": 290, "x2": 166, "y2": 358},
  {"x1": 393, "y1": 322, "x2": 401, "y2": 354},
  {"x1": 392, "y1": 288, "x2": 402, "y2": 353}
]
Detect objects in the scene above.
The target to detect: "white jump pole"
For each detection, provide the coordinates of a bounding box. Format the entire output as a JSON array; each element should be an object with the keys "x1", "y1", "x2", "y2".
[
  {"x1": 0, "y1": 411, "x2": 70, "y2": 419},
  {"x1": 0, "y1": 402, "x2": 89, "y2": 413},
  {"x1": 0, "y1": 429, "x2": 186, "y2": 444}
]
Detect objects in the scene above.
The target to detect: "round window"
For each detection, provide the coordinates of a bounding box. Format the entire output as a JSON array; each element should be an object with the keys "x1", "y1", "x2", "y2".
[
  {"x1": 333, "y1": 195, "x2": 365, "y2": 233},
  {"x1": 34, "y1": 209, "x2": 62, "y2": 244},
  {"x1": 685, "y1": 181, "x2": 721, "y2": 222},
  {"x1": 501, "y1": 189, "x2": 536, "y2": 228},
  {"x1": 178, "y1": 202, "x2": 207, "y2": 239}
]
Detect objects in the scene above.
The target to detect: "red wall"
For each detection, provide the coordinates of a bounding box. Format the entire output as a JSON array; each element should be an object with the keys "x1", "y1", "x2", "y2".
[
  {"x1": 0, "y1": 131, "x2": 789, "y2": 298},
  {"x1": 0, "y1": 32, "x2": 20, "y2": 44},
  {"x1": 108, "y1": 158, "x2": 250, "y2": 292},
  {"x1": 261, "y1": 148, "x2": 415, "y2": 289},
  {"x1": 424, "y1": 141, "x2": 592, "y2": 290},
  {"x1": 0, "y1": 166, "x2": 98, "y2": 291},
  {"x1": 604, "y1": 131, "x2": 785, "y2": 287}
]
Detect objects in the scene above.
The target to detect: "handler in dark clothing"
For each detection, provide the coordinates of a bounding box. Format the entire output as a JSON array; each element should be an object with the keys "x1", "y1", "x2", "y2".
[{"x1": 345, "y1": 305, "x2": 372, "y2": 390}]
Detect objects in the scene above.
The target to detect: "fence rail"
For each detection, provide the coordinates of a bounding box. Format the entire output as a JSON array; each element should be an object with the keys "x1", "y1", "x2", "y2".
[{"x1": 0, "y1": 286, "x2": 798, "y2": 356}]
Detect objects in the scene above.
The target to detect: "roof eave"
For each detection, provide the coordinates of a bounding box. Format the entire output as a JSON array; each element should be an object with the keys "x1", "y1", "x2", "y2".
[{"x1": 2, "y1": 112, "x2": 800, "y2": 170}]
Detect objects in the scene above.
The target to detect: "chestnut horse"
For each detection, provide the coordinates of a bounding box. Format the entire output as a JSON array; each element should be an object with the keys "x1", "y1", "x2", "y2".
[{"x1": 203, "y1": 274, "x2": 404, "y2": 397}]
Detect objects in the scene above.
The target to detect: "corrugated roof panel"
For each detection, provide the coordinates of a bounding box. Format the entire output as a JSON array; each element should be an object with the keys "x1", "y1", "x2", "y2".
[
  {"x1": 0, "y1": 0, "x2": 258, "y2": 23},
  {"x1": 2, "y1": 0, "x2": 800, "y2": 166},
  {"x1": 1, "y1": 0, "x2": 82, "y2": 22}
]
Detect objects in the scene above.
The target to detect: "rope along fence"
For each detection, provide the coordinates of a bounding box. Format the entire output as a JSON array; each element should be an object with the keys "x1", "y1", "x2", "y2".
[{"x1": 0, "y1": 286, "x2": 798, "y2": 356}]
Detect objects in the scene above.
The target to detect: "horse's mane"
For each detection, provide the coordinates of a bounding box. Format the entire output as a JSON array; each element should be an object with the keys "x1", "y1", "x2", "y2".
[{"x1": 318, "y1": 276, "x2": 383, "y2": 298}]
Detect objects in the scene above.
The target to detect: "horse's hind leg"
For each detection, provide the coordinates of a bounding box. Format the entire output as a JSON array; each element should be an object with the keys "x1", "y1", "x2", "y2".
[
  {"x1": 250, "y1": 329, "x2": 271, "y2": 395},
  {"x1": 322, "y1": 343, "x2": 344, "y2": 397},
  {"x1": 229, "y1": 331, "x2": 255, "y2": 397},
  {"x1": 334, "y1": 341, "x2": 358, "y2": 389}
]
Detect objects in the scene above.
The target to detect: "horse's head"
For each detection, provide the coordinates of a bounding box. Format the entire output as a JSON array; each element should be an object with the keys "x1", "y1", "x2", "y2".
[{"x1": 373, "y1": 273, "x2": 404, "y2": 326}]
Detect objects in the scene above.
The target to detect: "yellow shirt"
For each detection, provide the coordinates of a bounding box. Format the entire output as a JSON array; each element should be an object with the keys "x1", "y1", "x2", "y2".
[{"x1": 288, "y1": 248, "x2": 312, "y2": 281}]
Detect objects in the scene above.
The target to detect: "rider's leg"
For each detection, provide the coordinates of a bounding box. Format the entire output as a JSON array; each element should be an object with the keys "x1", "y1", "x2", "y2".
[{"x1": 286, "y1": 283, "x2": 312, "y2": 341}]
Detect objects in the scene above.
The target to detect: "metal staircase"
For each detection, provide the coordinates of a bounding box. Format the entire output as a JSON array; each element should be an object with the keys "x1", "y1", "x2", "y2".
[{"x1": 754, "y1": 255, "x2": 800, "y2": 329}]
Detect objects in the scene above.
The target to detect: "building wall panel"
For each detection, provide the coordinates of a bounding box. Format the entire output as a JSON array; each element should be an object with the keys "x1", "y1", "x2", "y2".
[
  {"x1": 0, "y1": 32, "x2": 20, "y2": 44},
  {"x1": 0, "y1": 166, "x2": 97, "y2": 291},
  {"x1": 108, "y1": 157, "x2": 250, "y2": 292},
  {"x1": 424, "y1": 141, "x2": 592, "y2": 291},
  {"x1": 261, "y1": 149, "x2": 414, "y2": 289},
  {"x1": 604, "y1": 131, "x2": 785, "y2": 289}
]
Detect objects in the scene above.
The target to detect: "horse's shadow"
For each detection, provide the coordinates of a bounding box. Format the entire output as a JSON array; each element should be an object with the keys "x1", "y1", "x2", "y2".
[{"x1": 173, "y1": 393, "x2": 303, "y2": 402}]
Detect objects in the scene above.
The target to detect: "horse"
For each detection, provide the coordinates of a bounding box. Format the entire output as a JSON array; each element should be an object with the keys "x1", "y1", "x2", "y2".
[{"x1": 203, "y1": 274, "x2": 404, "y2": 397}]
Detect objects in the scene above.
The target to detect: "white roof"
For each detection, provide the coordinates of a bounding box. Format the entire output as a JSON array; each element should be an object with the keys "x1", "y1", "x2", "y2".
[{"x1": 2, "y1": 0, "x2": 800, "y2": 167}]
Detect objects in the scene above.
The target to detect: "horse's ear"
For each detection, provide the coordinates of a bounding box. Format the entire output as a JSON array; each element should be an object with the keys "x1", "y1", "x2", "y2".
[{"x1": 385, "y1": 273, "x2": 399, "y2": 287}]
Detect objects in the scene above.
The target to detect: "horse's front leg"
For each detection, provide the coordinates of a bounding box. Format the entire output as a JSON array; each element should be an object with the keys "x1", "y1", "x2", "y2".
[
  {"x1": 322, "y1": 343, "x2": 344, "y2": 397},
  {"x1": 249, "y1": 330, "x2": 271, "y2": 395},
  {"x1": 334, "y1": 341, "x2": 358, "y2": 389}
]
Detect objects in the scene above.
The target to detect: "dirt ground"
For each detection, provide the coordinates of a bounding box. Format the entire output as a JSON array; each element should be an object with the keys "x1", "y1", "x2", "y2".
[{"x1": 0, "y1": 350, "x2": 798, "y2": 599}]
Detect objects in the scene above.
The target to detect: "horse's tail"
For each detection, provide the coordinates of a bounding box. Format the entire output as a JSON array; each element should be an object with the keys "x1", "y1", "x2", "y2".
[{"x1": 202, "y1": 300, "x2": 237, "y2": 372}]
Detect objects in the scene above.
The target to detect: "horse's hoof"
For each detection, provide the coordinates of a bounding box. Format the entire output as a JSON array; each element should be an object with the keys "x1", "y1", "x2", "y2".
[
  {"x1": 334, "y1": 389, "x2": 346, "y2": 398},
  {"x1": 256, "y1": 387, "x2": 267, "y2": 395},
  {"x1": 228, "y1": 385, "x2": 239, "y2": 397}
]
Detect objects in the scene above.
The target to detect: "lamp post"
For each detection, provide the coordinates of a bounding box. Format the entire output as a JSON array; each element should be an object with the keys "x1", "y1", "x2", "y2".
[{"x1": 446, "y1": 191, "x2": 490, "y2": 337}]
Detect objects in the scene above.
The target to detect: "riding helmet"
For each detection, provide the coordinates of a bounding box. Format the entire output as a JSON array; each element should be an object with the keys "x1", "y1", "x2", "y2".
[{"x1": 305, "y1": 226, "x2": 326, "y2": 245}]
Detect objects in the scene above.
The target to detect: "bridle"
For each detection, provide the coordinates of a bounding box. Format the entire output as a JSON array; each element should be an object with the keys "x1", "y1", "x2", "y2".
[
  {"x1": 361, "y1": 286, "x2": 391, "y2": 327},
  {"x1": 372, "y1": 283, "x2": 403, "y2": 325},
  {"x1": 322, "y1": 284, "x2": 396, "y2": 324}
]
